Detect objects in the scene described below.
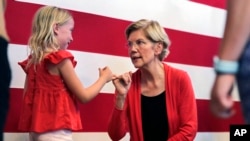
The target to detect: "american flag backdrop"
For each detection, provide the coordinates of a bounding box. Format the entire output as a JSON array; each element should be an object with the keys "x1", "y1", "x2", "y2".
[{"x1": 4, "y1": 0, "x2": 245, "y2": 140}]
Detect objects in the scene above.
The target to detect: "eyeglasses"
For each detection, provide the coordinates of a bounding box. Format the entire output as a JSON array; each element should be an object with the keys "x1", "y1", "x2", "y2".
[{"x1": 126, "y1": 39, "x2": 149, "y2": 49}]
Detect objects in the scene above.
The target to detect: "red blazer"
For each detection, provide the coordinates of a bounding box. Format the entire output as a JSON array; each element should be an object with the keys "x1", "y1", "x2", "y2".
[{"x1": 108, "y1": 63, "x2": 197, "y2": 141}]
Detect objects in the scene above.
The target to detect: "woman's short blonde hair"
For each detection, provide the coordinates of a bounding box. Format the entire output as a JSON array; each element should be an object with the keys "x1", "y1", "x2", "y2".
[{"x1": 125, "y1": 19, "x2": 171, "y2": 61}]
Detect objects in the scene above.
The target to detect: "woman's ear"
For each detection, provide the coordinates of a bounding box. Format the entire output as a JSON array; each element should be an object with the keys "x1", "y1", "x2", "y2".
[{"x1": 154, "y1": 42, "x2": 163, "y2": 55}]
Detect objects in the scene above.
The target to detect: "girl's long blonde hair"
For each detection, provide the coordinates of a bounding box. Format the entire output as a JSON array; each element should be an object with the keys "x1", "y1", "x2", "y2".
[
  {"x1": 2, "y1": 0, "x2": 6, "y2": 10},
  {"x1": 27, "y1": 6, "x2": 72, "y2": 67}
]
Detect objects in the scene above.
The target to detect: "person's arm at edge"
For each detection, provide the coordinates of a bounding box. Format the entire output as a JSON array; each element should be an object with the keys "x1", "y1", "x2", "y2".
[
  {"x1": 210, "y1": 0, "x2": 250, "y2": 119},
  {"x1": 219, "y1": 0, "x2": 250, "y2": 60},
  {"x1": 0, "y1": 0, "x2": 9, "y2": 41}
]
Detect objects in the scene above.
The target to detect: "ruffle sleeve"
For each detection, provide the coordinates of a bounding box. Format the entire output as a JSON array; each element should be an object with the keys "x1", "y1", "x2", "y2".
[
  {"x1": 18, "y1": 56, "x2": 31, "y2": 74},
  {"x1": 45, "y1": 50, "x2": 77, "y2": 67}
]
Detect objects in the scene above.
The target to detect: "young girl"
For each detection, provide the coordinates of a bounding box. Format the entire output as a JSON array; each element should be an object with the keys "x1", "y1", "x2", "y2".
[{"x1": 18, "y1": 6, "x2": 113, "y2": 141}]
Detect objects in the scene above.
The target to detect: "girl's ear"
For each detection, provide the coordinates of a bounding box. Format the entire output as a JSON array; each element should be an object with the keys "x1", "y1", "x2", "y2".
[{"x1": 53, "y1": 23, "x2": 59, "y2": 35}]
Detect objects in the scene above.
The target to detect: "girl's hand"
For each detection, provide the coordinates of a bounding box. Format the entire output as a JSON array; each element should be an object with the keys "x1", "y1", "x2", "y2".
[{"x1": 99, "y1": 66, "x2": 113, "y2": 83}]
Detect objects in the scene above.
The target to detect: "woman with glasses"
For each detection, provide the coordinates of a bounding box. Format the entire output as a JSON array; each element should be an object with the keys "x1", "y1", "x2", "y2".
[{"x1": 108, "y1": 19, "x2": 197, "y2": 141}]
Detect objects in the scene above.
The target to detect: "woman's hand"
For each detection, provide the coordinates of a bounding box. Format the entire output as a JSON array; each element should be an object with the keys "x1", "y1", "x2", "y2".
[{"x1": 112, "y1": 72, "x2": 132, "y2": 109}]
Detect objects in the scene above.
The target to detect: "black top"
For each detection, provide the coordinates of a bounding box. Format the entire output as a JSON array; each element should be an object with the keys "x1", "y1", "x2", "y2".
[{"x1": 141, "y1": 91, "x2": 168, "y2": 141}]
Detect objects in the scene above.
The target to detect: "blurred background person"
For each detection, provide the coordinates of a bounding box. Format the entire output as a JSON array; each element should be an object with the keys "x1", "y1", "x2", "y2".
[
  {"x1": 0, "y1": 0, "x2": 11, "y2": 141},
  {"x1": 210, "y1": 0, "x2": 250, "y2": 123}
]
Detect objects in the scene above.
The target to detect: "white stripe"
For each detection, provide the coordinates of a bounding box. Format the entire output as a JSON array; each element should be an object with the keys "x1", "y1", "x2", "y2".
[
  {"x1": 9, "y1": 44, "x2": 240, "y2": 101},
  {"x1": 195, "y1": 132, "x2": 230, "y2": 141},
  {"x1": 3, "y1": 132, "x2": 129, "y2": 141},
  {"x1": 3, "y1": 132, "x2": 230, "y2": 141},
  {"x1": 15, "y1": 0, "x2": 226, "y2": 38}
]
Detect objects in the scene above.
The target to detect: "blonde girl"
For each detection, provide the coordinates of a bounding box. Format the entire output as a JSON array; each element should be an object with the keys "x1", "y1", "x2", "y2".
[{"x1": 18, "y1": 6, "x2": 113, "y2": 141}]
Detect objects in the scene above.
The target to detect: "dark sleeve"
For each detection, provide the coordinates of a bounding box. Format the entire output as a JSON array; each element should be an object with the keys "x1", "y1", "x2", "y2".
[{"x1": 0, "y1": 36, "x2": 11, "y2": 89}]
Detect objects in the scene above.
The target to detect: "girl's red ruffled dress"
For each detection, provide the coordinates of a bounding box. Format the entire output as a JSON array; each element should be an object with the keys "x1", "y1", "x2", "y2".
[{"x1": 18, "y1": 50, "x2": 82, "y2": 133}]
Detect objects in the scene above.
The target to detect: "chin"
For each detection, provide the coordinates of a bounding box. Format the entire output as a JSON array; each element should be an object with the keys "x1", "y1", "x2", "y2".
[
  {"x1": 132, "y1": 63, "x2": 142, "y2": 68},
  {"x1": 131, "y1": 60, "x2": 143, "y2": 68}
]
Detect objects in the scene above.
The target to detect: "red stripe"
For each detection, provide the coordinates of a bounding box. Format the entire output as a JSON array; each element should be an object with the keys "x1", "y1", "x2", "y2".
[
  {"x1": 4, "y1": 88, "x2": 244, "y2": 132},
  {"x1": 5, "y1": 1, "x2": 219, "y2": 67},
  {"x1": 190, "y1": 0, "x2": 226, "y2": 9}
]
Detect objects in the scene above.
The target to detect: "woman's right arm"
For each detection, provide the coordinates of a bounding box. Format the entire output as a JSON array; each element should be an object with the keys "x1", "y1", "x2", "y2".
[
  {"x1": 108, "y1": 72, "x2": 132, "y2": 140},
  {"x1": 112, "y1": 72, "x2": 132, "y2": 109},
  {"x1": 108, "y1": 94, "x2": 128, "y2": 141}
]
